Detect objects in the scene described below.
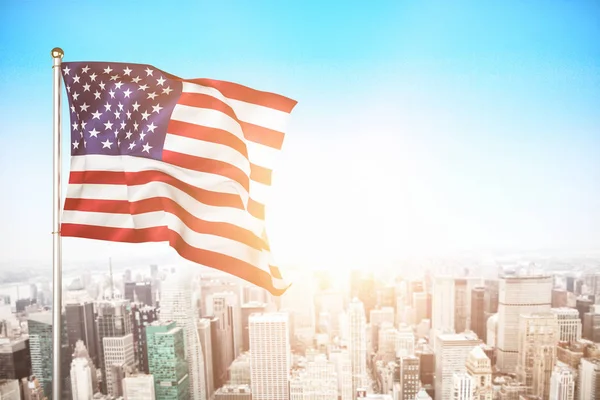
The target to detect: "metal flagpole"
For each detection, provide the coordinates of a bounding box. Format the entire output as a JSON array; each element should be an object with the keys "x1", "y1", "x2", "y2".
[{"x1": 51, "y1": 47, "x2": 64, "y2": 400}]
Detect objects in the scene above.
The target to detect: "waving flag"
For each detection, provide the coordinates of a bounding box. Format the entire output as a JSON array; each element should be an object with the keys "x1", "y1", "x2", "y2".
[{"x1": 60, "y1": 62, "x2": 296, "y2": 295}]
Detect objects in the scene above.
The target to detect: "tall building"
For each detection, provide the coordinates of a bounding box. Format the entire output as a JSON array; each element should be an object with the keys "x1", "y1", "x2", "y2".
[
  {"x1": 65, "y1": 302, "x2": 99, "y2": 366},
  {"x1": 413, "y1": 292, "x2": 431, "y2": 325},
  {"x1": 122, "y1": 374, "x2": 155, "y2": 400},
  {"x1": 130, "y1": 303, "x2": 158, "y2": 374},
  {"x1": 0, "y1": 336, "x2": 31, "y2": 381},
  {"x1": 102, "y1": 334, "x2": 135, "y2": 396},
  {"x1": 70, "y1": 341, "x2": 97, "y2": 400},
  {"x1": 465, "y1": 347, "x2": 492, "y2": 400},
  {"x1": 434, "y1": 333, "x2": 481, "y2": 400},
  {"x1": 241, "y1": 302, "x2": 267, "y2": 351},
  {"x1": 211, "y1": 293, "x2": 236, "y2": 385},
  {"x1": 348, "y1": 298, "x2": 368, "y2": 396},
  {"x1": 578, "y1": 358, "x2": 600, "y2": 400},
  {"x1": 229, "y1": 353, "x2": 251, "y2": 385},
  {"x1": 396, "y1": 325, "x2": 415, "y2": 358},
  {"x1": 432, "y1": 277, "x2": 455, "y2": 337},
  {"x1": 249, "y1": 313, "x2": 290, "y2": 400},
  {"x1": 146, "y1": 321, "x2": 189, "y2": 400},
  {"x1": 452, "y1": 372, "x2": 473, "y2": 400},
  {"x1": 550, "y1": 308, "x2": 582, "y2": 343},
  {"x1": 124, "y1": 282, "x2": 153, "y2": 307},
  {"x1": 582, "y1": 310, "x2": 600, "y2": 342},
  {"x1": 516, "y1": 313, "x2": 558, "y2": 399},
  {"x1": 471, "y1": 287, "x2": 486, "y2": 342},
  {"x1": 197, "y1": 318, "x2": 214, "y2": 400},
  {"x1": 549, "y1": 364, "x2": 575, "y2": 400},
  {"x1": 28, "y1": 313, "x2": 54, "y2": 397},
  {"x1": 398, "y1": 356, "x2": 419, "y2": 400},
  {"x1": 160, "y1": 271, "x2": 206, "y2": 400},
  {"x1": 289, "y1": 354, "x2": 337, "y2": 400},
  {"x1": 496, "y1": 274, "x2": 553, "y2": 372},
  {"x1": 95, "y1": 299, "x2": 132, "y2": 393}
]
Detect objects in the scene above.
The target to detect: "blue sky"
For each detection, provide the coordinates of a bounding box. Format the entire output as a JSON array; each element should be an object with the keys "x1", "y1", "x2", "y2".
[{"x1": 0, "y1": 1, "x2": 599, "y2": 270}]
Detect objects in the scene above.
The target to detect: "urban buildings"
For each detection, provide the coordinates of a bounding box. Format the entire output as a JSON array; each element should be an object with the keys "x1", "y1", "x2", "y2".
[
  {"x1": 434, "y1": 333, "x2": 481, "y2": 400},
  {"x1": 348, "y1": 298, "x2": 368, "y2": 397},
  {"x1": 122, "y1": 374, "x2": 155, "y2": 400}
]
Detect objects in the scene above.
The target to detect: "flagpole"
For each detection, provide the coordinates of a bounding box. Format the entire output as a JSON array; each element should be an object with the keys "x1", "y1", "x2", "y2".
[{"x1": 51, "y1": 46, "x2": 64, "y2": 400}]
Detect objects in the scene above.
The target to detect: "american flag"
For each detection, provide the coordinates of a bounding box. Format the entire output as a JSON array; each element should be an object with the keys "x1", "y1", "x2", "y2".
[{"x1": 60, "y1": 61, "x2": 297, "y2": 295}]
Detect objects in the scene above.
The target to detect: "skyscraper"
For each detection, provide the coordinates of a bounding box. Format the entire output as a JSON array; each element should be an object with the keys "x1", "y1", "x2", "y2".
[
  {"x1": 578, "y1": 358, "x2": 600, "y2": 400},
  {"x1": 130, "y1": 303, "x2": 158, "y2": 374},
  {"x1": 0, "y1": 336, "x2": 31, "y2": 381},
  {"x1": 465, "y1": 347, "x2": 492, "y2": 400},
  {"x1": 435, "y1": 333, "x2": 481, "y2": 400},
  {"x1": 452, "y1": 372, "x2": 473, "y2": 400},
  {"x1": 211, "y1": 293, "x2": 236, "y2": 385},
  {"x1": 470, "y1": 287, "x2": 486, "y2": 342},
  {"x1": 70, "y1": 341, "x2": 97, "y2": 400},
  {"x1": 102, "y1": 334, "x2": 135, "y2": 396},
  {"x1": 398, "y1": 356, "x2": 419, "y2": 400},
  {"x1": 122, "y1": 374, "x2": 155, "y2": 400},
  {"x1": 348, "y1": 298, "x2": 367, "y2": 396},
  {"x1": 28, "y1": 313, "x2": 53, "y2": 397},
  {"x1": 551, "y1": 308, "x2": 582, "y2": 343},
  {"x1": 160, "y1": 270, "x2": 206, "y2": 400},
  {"x1": 65, "y1": 302, "x2": 98, "y2": 366},
  {"x1": 496, "y1": 274, "x2": 553, "y2": 372},
  {"x1": 197, "y1": 318, "x2": 214, "y2": 400},
  {"x1": 249, "y1": 313, "x2": 290, "y2": 400},
  {"x1": 241, "y1": 302, "x2": 267, "y2": 352},
  {"x1": 146, "y1": 321, "x2": 189, "y2": 400},
  {"x1": 432, "y1": 277, "x2": 455, "y2": 338},
  {"x1": 549, "y1": 364, "x2": 575, "y2": 400}
]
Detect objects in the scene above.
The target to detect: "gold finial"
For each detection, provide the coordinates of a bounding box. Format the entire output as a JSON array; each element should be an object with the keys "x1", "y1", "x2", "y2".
[{"x1": 51, "y1": 47, "x2": 64, "y2": 59}]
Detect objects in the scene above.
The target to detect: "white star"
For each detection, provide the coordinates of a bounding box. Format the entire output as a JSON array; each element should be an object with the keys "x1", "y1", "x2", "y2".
[
  {"x1": 101, "y1": 139, "x2": 113, "y2": 149},
  {"x1": 70, "y1": 105, "x2": 76, "y2": 113},
  {"x1": 72, "y1": 122, "x2": 79, "y2": 130},
  {"x1": 128, "y1": 142, "x2": 136, "y2": 150},
  {"x1": 123, "y1": 88, "x2": 132, "y2": 98},
  {"x1": 133, "y1": 121, "x2": 139, "y2": 131},
  {"x1": 110, "y1": 74, "x2": 120, "y2": 81},
  {"x1": 138, "y1": 84, "x2": 148, "y2": 91},
  {"x1": 114, "y1": 131, "x2": 119, "y2": 138},
  {"x1": 104, "y1": 102, "x2": 112, "y2": 111},
  {"x1": 82, "y1": 83, "x2": 91, "y2": 92},
  {"x1": 125, "y1": 130, "x2": 133, "y2": 139},
  {"x1": 114, "y1": 81, "x2": 124, "y2": 89},
  {"x1": 81, "y1": 65, "x2": 90, "y2": 74},
  {"x1": 72, "y1": 140, "x2": 80, "y2": 149},
  {"x1": 93, "y1": 91, "x2": 101, "y2": 100},
  {"x1": 132, "y1": 76, "x2": 141, "y2": 83},
  {"x1": 113, "y1": 110, "x2": 121, "y2": 119},
  {"x1": 126, "y1": 111, "x2": 132, "y2": 119},
  {"x1": 99, "y1": 81, "x2": 106, "y2": 90},
  {"x1": 146, "y1": 122, "x2": 157, "y2": 133},
  {"x1": 139, "y1": 132, "x2": 147, "y2": 141},
  {"x1": 66, "y1": 85, "x2": 71, "y2": 93},
  {"x1": 132, "y1": 102, "x2": 140, "y2": 111},
  {"x1": 63, "y1": 66, "x2": 70, "y2": 75},
  {"x1": 162, "y1": 86, "x2": 173, "y2": 95},
  {"x1": 89, "y1": 72, "x2": 97, "y2": 81},
  {"x1": 103, "y1": 121, "x2": 113, "y2": 130},
  {"x1": 92, "y1": 110, "x2": 102, "y2": 119},
  {"x1": 147, "y1": 92, "x2": 158, "y2": 100},
  {"x1": 145, "y1": 67, "x2": 153, "y2": 76},
  {"x1": 109, "y1": 89, "x2": 116, "y2": 98},
  {"x1": 117, "y1": 140, "x2": 121, "y2": 147},
  {"x1": 152, "y1": 103, "x2": 163, "y2": 114},
  {"x1": 117, "y1": 103, "x2": 124, "y2": 111},
  {"x1": 140, "y1": 111, "x2": 150, "y2": 120},
  {"x1": 79, "y1": 103, "x2": 90, "y2": 112},
  {"x1": 73, "y1": 75, "x2": 80, "y2": 83},
  {"x1": 120, "y1": 121, "x2": 127, "y2": 130},
  {"x1": 80, "y1": 130, "x2": 84, "y2": 138},
  {"x1": 88, "y1": 128, "x2": 100, "y2": 138},
  {"x1": 142, "y1": 143, "x2": 152, "y2": 153},
  {"x1": 123, "y1": 66, "x2": 132, "y2": 76},
  {"x1": 156, "y1": 76, "x2": 166, "y2": 86},
  {"x1": 103, "y1": 66, "x2": 113, "y2": 74},
  {"x1": 72, "y1": 92, "x2": 80, "y2": 101},
  {"x1": 80, "y1": 121, "x2": 87, "y2": 130}
]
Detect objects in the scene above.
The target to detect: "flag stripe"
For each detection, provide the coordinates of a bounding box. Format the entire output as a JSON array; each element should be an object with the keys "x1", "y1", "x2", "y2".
[
  {"x1": 61, "y1": 224, "x2": 288, "y2": 294},
  {"x1": 63, "y1": 198, "x2": 264, "y2": 250},
  {"x1": 65, "y1": 181, "x2": 261, "y2": 231},
  {"x1": 162, "y1": 150, "x2": 250, "y2": 192},
  {"x1": 170, "y1": 105, "x2": 245, "y2": 142},
  {"x1": 68, "y1": 170, "x2": 244, "y2": 209},
  {"x1": 184, "y1": 78, "x2": 298, "y2": 113},
  {"x1": 248, "y1": 199, "x2": 265, "y2": 220},
  {"x1": 166, "y1": 120, "x2": 248, "y2": 158},
  {"x1": 239, "y1": 121, "x2": 285, "y2": 149},
  {"x1": 69, "y1": 155, "x2": 246, "y2": 197},
  {"x1": 250, "y1": 163, "x2": 272, "y2": 186},
  {"x1": 62, "y1": 211, "x2": 265, "y2": 264}
]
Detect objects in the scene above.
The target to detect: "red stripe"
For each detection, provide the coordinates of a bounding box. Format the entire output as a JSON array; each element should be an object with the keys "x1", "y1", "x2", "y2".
[
  {"x1": 61, "y1": 224, "x2": 289, "y2": 296},
  {"x1": 63, "y1": 197, "x2": 264, "y2": 250},
  {"x1": 240, "y1": 121, "x2": 285, "y2": 150},
  {"x1": 167, "y1": 120, "x2": 248, "y2": 158},
  {"x1": 68, "y1": 170, "x2": 244, "y2": 209},
  {"x1": 178, "y1": 92, "x2": 237, "y2": 121},
  {"x1": 184, "y1": 78, "x2": 297, "y2": 113},
  {"x1": 248, "y1": 198, "x2": 265, "y2": 220},
  {"x1": 250, "y1": 163, "x2": 272, "y2": 186},
  {"x1": 162, "y1": 150, "x2": 249, "y2": 192}
]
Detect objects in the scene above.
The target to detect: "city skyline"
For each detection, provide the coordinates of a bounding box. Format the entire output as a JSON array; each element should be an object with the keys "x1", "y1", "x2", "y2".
[{"x1": 0, "y1": 1, "x2": 599, "y2": 272}]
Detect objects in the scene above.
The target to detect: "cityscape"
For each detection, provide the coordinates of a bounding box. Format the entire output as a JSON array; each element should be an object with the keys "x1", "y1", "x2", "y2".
[{"x1": 1, "y1": 254, "x2": 600, "y2": 400}]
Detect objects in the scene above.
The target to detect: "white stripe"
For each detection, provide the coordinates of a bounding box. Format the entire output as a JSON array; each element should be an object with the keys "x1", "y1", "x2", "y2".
[
  {"x1": 170, "y1": 104, "x2": 244, "y2": 140},
  {"x1": 182, "y1": 82, "x2": 291, "y2": 133},
  {"x1": 62, "y1": 210, "x2": 269, "y2": 271},
  {"x1": 65, "y1": 181, "x2": 263, "y2": 234},
  {"x1": 250, "y1": 181, "x2": 271, "y2": 206},
  {"x1": 69, "y1": 155, "x2": 248, "y2": 201},
  {"x1": 247, "y1": 141, "x2": 280, "y2": 172},
  {"x1": 164, "y1": 134, "x2": 250, "y2": 176}
]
